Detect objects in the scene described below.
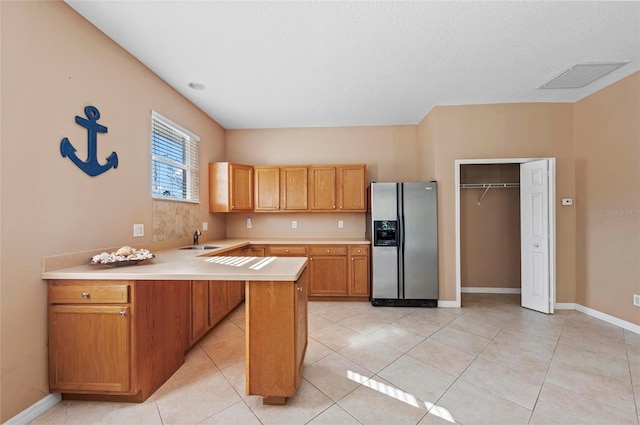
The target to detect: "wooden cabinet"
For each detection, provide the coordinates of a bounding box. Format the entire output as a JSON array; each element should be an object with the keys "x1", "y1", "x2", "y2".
[
  {"x1": 263, "y1": 243, "x2": 369, "y2": 299},
  {"x1": 254, "y1": 166, "x2": 308, "y2": 212},
  {"x1": 309, "y1": 164, "x2": 366, "y2": 212},
  {"x1": 209, "y1": 162, "x2": 254, "y2": 212},
  {"x1": 349, "y1": 245, "x2": 370, "y2": 296},
  {"x1": 338, "y1": 165, "x2": 367, "y2": 211},
  {"x1": 281, "y1": 167, "x2": 308, "y2": 211},
  {"x1": 308, "y1": 246, "x2": 348, "y2": 296},
  {"x1": 244, "y1": 245, "x2": 266, "y2": 257},
  {"x1": 254, "y1": 166, "x2": 280, "y2": 211},
  {"x1": 208, "y1": 281, "x2": 229, "y2": 327},
  {"x1": 246, "y1": 266, "x2": 308, "y2": 404},
  {"x1": 191, "y1": 280, "x2": 210, "y2": 344},
  {"x1": 309, "y1": 166, "x2": 337, "y2": 210},
  {"x1": 49, "y1": 304, "x2": 131, "y2": 393},
  {"x1": 48, "y1": 279, "x2": 190, "y2": 401},
  {"x1": 268, "y1": 245, "x2": 308, "y2": 257}
]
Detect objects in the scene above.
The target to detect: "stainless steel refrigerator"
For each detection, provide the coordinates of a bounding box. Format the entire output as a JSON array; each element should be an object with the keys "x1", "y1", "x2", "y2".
[{"x1": 366, "y1": 182, "x2": 438, "y2": 307}]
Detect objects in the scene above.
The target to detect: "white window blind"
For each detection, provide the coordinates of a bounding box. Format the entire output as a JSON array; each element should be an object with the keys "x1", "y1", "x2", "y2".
[{"x1": 151, "y1": 111, "x2": 200, "y2": 203}]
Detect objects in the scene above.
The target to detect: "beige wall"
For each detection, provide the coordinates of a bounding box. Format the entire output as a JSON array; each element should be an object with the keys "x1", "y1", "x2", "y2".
[
  {"x1": 574, "y1": 73, "x2": 640, "y2": 324},
  {"x1": 0, "y1": 2, "x2": 226, "y2": 421},
  {"x1": 420, "y1": 103, "x2": 577, "y2": 302}
]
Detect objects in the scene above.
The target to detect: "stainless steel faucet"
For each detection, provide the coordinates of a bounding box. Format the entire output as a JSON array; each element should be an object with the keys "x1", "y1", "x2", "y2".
[{"x1": 193, "y1": 230, "x2": 201, "y2": 246}]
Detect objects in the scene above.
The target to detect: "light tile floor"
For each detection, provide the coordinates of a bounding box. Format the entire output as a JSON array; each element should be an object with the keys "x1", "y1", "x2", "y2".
[{"x1": 30, "y1": 294, "x2": 640, "y2": 425}]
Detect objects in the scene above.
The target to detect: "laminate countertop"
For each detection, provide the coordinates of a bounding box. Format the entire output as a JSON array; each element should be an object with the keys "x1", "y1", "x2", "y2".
[{"x1": 41, "y1": 238, "x2": 369, "y2": 281}]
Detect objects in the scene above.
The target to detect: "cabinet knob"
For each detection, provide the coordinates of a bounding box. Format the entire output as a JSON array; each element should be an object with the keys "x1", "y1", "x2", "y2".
[
  {"x1": 285, "y1": 249, "x2": 289, "y2": 253},
  {"x1": 118, "y1": 311, "x2": 126, "y2": 317},
  {"x1": 333, "y1": 205, "x2": 336, "y2": 209},
  {"x1": 81, "y1": 292, "x2": 90, "y2": 298},
  {"x1": 326, "y1": 249, "x2": 330, "y2": 253},
  {"x1": 297, "y1": 286, "x2": 303, "y2": 292}
]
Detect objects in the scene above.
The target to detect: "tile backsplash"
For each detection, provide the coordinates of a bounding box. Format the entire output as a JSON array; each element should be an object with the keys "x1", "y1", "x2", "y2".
[{"x1": 153, "y1": 200, "x2": 200, "y2": 242}]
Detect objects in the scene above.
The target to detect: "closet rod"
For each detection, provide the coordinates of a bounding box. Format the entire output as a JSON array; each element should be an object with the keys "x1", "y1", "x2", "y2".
[
  {"x1": 459, "y1": 183, "x2": 520, "y2": 189},
  {"x1": 459, "y1": 183, "x2": 520, "y2": 206}
]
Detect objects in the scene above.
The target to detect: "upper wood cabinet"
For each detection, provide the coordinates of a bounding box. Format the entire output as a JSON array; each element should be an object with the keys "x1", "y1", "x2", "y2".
[
  {"x1": 254, "y1": 166, "x2": 308, "y2": 212},
  {"x1": 281, "y1": 167, "x2": 308, "y2": 211},
  {"x1": 209, "y1": 162, "x2": 254, "y2": 212},
  {"x1": 309, "y1": 164, "x2": 366, "y2": 212}
]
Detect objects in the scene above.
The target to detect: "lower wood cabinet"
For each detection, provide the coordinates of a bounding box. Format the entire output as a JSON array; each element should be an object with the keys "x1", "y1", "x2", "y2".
[
  {"x1": 246, "y1": 266, "x2": 308, "y2": 404},
  {"x1": 48, "y1": 280, "x2": 190, "y2": 401},
  {"x1": 191, "y1": 279, "x2": 244, "y2": 346},
  {"x1": 349, "y1": 245, "x2": 370, "y2": 296},
  {"x1": 308, "y1": 246, "x2": 348, "y2": 296}
]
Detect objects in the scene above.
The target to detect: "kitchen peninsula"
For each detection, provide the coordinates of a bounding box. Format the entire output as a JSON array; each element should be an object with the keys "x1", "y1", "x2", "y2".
[{"x1": 42, "y1": 242, "x2": 309, "y2": 406}]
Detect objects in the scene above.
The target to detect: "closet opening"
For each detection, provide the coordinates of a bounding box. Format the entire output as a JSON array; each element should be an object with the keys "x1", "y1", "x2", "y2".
[
  {"x1": 460, "y1": 163, "x2": 521, "y2": 295},
  {"x1": 454, "y1": 158, "x2": 556, "y2": 314}
]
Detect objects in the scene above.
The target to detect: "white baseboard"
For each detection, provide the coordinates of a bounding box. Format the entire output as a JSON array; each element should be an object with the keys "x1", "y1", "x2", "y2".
[
  {"x1": 438, "y1": 300, "x2": 460, "y2": 308},
  {"x1": 461, "y1": 287, "x2": 522, "y2": 294},
  {"x1": 554, "y1": 302, "x2": 576, "y2": 310},
  {"x1": 4, "y1": 393, "x2": 61, "y2": 425},
  {"x1": 574, "y1": 304, "x2": 640, "y2": 335}
]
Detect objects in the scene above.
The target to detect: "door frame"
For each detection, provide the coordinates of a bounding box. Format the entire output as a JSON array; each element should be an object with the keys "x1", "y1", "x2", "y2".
[{"x1": 454, "y1": 158, "x2": 556, "y2": 310}]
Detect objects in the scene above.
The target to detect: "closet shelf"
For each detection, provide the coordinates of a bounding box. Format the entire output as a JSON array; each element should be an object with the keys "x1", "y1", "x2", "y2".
[
  {"x1": 460, "y1": 183, "x2": 520, "y2": 206},
  {"x1": 460, "y1": 183, "x2": 520, "y2": 189}
]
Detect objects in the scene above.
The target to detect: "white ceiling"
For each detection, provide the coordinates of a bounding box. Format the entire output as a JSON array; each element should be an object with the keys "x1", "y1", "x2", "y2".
[{"x1": 65, "y1": 1, "x2": 640, "y2": 130}]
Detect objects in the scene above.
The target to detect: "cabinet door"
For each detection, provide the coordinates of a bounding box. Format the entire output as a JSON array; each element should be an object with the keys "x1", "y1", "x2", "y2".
[
  {"x1": 49, "y1": 305, "x2": 130, "y2": 393},
  {"x1": 230, "y1": 164, "x2": 254, "y2": 211},
  {"x1": 294, "y1": 268, "x2": 308, "y2": 384},
  {"x1": 209, "y1": 281, "x2": 229, "y2": 326},
  {"x1": 349, "y1": 251, "x2": 370, "y2": 296},
  {"x1": 255, "y1": 166, "x2": 280, "y2": 211},
  {"x1": 309, "y1": 256, "x2": 348, "y2": 295},
  {"x1": 244, "y1": 245, "x2": 266, "y2": 257},
  {"x1": 227, "y1": 281, "x2": 245, "y2": 310},
  {"x1": 338, "y1": 165, "x2": 366, "y2": 211},
  {"x1": 191, "y1": 280, "x2": 209, "y2": 343},
  {"x1": 281, "y1": 167, "x2": 308, "y2": 211},
  {"x1": 309, "y1": 166, "x2": 337, "y2": 210}
]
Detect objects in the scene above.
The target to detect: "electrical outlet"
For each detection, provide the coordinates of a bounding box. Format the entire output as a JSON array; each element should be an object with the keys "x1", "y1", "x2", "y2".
[
  {"x1": 634, "y1": 294, "x2": 640, "y2": 307},
  {"x1": 133, "y1": 224, "x2": 144, "y2": 237},
  {"x1": 202, "y1": 222, "x2": 208, "y2": 231},
  {"x1": 338, "y1": 220, "x2": 344, "y2": 228},
  {"x1": 246, "y1": 218, "x2": 252, "y2": 229},
  {"x1": 292, "y1": 220, "x2": 297, "y2": 229}
]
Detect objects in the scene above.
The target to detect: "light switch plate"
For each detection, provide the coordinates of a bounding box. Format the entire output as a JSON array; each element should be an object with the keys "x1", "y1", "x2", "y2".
[
  {"x1": 133, "y1": 224, "x2": 144, "y2": 237},
  {"x1": 202, "y1": 222, "x2": 208, "y2": 231}
]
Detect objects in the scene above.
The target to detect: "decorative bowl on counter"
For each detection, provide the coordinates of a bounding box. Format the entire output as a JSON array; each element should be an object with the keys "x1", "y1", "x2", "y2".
[{"x1": 89, "y1": 246, "x2": 155, "y2": 267}]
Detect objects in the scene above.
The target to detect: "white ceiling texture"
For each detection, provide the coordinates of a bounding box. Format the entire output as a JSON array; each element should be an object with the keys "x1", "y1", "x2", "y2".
[{"x1": 65, "y1": 1, "x2": 640, "y2": 130}]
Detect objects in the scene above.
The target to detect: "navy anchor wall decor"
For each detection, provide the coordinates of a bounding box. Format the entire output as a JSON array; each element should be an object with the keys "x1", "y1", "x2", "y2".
[{"x1": 60, "y1": 105, "x2": 118, "y2": 176}]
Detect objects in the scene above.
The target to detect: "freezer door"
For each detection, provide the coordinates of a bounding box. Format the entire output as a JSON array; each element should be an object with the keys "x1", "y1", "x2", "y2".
[
  {"x1": 401, "y1": 182, "x2": 438, "y2": 299},
  {"x1": 370, "y1": 183, "x2": 397, "y2": 221},
  {"x1": 370, "y1": 183, "x2": 399, "y2": 299},
  {"x1": 371, "y1": 246, "x2": 399, "y2": 299}
]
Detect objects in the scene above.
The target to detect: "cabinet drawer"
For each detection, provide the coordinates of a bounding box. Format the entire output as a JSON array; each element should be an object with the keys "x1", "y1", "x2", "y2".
[
  {"x1": 268, "y1": 246, "x2": 307, "y2": 256},
  {"x1": 349, "y1": 246, "x2": 369, "y2": 256},
  {"x1": 309, "y1": 246, "x2": 347, "y2": 256},
  {"x1": 49, "y1": 283, "x2": 130, "y2": 304}
]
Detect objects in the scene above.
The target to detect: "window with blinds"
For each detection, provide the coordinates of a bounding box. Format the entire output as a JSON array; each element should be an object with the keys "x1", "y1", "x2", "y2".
[{"x1": 151, "y1": 111, "x2": 200, "y2": 202}]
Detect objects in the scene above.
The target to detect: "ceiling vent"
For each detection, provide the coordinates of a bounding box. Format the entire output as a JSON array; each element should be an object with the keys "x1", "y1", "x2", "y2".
[{"x1": 537, "y1": 62, "x2": 629, "y2": 89}]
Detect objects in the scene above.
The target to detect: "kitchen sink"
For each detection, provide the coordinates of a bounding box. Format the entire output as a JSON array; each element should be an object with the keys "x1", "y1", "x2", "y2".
[{"x1": 179, "y1": 245, "x2": 222, "y2": 250}]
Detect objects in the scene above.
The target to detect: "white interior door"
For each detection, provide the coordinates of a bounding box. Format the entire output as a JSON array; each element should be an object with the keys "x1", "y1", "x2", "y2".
[{"x1": 520, "y1": 159, "x2": 551, "y2": 313}]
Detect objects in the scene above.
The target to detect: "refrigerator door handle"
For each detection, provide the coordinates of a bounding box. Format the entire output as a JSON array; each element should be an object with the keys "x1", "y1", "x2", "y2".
[{"x1": 398, "y1": 183, "x2": 405, "y2": 299}]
